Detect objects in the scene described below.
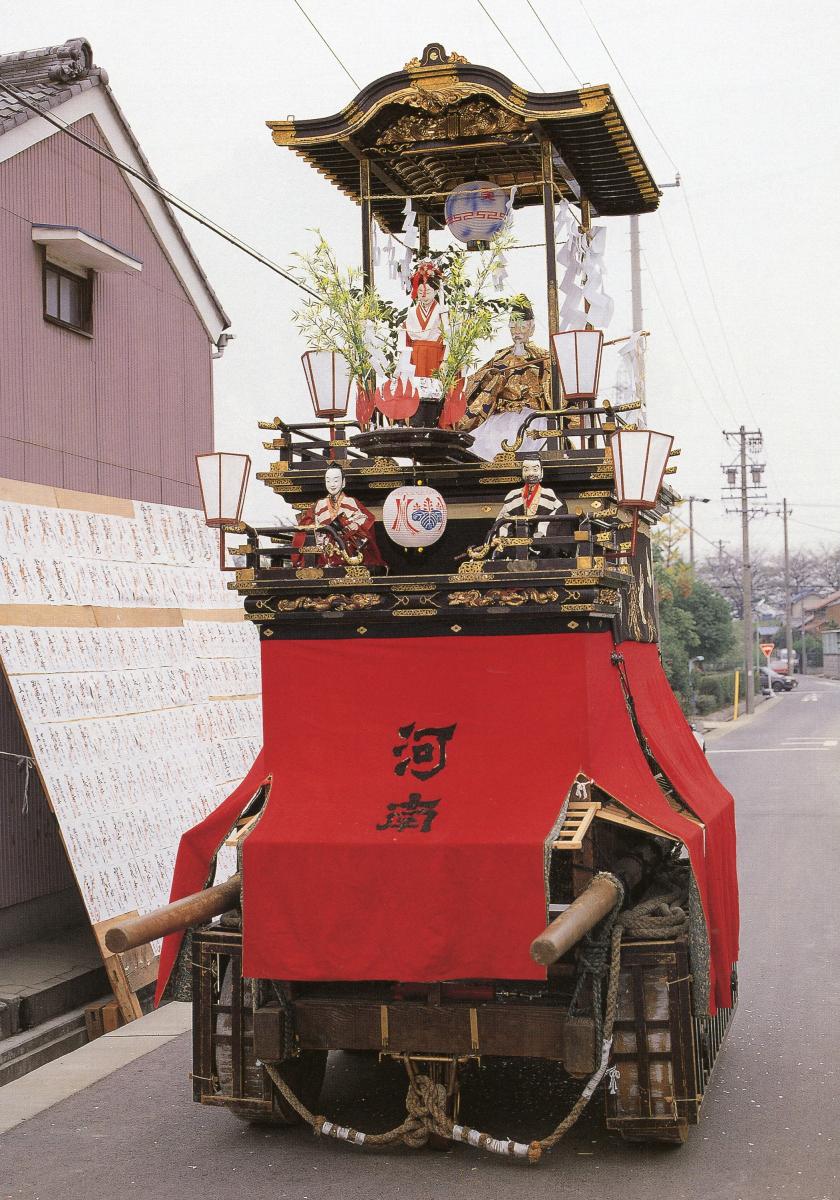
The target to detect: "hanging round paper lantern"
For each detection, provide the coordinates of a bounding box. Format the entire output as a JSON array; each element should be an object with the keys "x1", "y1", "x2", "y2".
[
  {"x1": 382, "y1": 486, "x2": 448, "y2": 548},
  {"x1": 444, "y1": 180, "x2": 508, "y2": 244}
]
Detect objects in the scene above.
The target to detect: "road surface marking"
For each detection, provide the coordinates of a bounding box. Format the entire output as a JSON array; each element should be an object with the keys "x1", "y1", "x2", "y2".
[
  {"x1": 801, "y1": 694, "x2": 819, "y2": 702},
  {"x1": 782, "y1": 738, "x2": 838, "y2": 747},
  {"x1": 708, "y1": 746, "x2": 836, "y2": 754}
]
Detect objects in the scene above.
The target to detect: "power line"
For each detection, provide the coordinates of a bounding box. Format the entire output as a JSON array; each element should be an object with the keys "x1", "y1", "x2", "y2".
[
  {"x1": 654, "y1": 212, "x2": 739, "y2": 424},
  {"x1": 671, "y1": 511, "x2": 731, "y2": 554},
  {"x1": 640, "y1": 249, "x2": 724, "y2": 429},
  {"x1": 0, "y1": 82, "x2": 322, "y2": 301},
  {"x1": 680, "y1": 182, "x2": 762, "y2": 429},
  {"x1": 475, "y1": 0, "x2": 545, "y2": 89},
  {"x1": 524, "y1": 1, "x2": 582, "y2": 84},
  {"x1": 576, "y1": 0, "x2": 679, "y2": 173},
  {"x1": 291, "y1": 0, "x2": 360, "y2": 90},
  {"x1": 788, "y1": 516, "x2": 840, "y2": 537}
]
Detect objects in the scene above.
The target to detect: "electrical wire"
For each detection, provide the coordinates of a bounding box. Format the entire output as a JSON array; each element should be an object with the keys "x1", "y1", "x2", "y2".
[
  {"x1": 654, "y1": 213, "x2": 739, "y2": 424},
  {"x1": 640, "y1": 250, "x2": 724, "y2": 429},
  {"x1": 680, "y1": 182, "x2": 762, "y2": 429},
  {"x1": 0, "y1": 81, "x2": 323, "y2": 301},
  {"x1": 291, "y1": 0, "x2": 360, "y2": 89},
  {"x1": 524, "y1": 1, "x2": 582, "y2": 84},
  {"x1": 475, "y1": 0, "x2": 545, "y2": 89},
  {"x1": 576, "y1": 0, "x2": 679, "y2": 174},
  {"x1": 788, "y1": 517, "x2": 840, "y2": 537},
  {"x1": 670, "y1": 511, "x2": 734, "y2": 554}
]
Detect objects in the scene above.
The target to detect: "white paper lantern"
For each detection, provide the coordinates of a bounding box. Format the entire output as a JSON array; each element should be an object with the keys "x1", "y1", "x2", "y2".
[
  {"x1": 445, "y1": 181, "x2": 508, "y2": 244},
  {"x1": 382, "y1": 486, "x2": 448, "y2": 548}
]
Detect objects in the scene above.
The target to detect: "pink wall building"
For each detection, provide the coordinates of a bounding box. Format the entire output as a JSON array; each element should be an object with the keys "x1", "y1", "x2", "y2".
[
  {"x1": 0, "y1": 38, "x2": 230, "y2": 946},
  {"x1": 0, "y1": 37, "x2": 230, "y2": 508}
]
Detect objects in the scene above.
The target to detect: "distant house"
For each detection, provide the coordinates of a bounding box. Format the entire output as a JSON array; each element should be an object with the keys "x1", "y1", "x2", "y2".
[
  {"x1": 822, "y1": 630, "x2": 840, "y2": 678},
  {"x1": 791, "y1": 591, "x2": 830, "y2": 633},
  {"x1": 803, "y1": 590, "x2": 840, "y2": 635},
  {"x1": 0, "y1": 37, "x2": 230, "y2": 507}
]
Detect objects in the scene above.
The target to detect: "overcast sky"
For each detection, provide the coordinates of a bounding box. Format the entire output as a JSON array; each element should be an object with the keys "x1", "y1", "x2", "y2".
[{"x1": 6, "y1": 2, "x2": 840, "y2": 561}]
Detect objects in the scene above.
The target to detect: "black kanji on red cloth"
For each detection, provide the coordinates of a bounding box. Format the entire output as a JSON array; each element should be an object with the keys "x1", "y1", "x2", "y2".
[
  {"x1": 392, "y1": 722, "x2": 456, "y2": 781},
  {"x1": 376, "y1": 793, "x2": 440, "y2": 833}
]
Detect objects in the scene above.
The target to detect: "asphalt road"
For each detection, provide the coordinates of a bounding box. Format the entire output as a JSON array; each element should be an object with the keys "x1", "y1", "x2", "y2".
[{"x1": 2, "y1": 677, "x2": 839, "y2": 1200}]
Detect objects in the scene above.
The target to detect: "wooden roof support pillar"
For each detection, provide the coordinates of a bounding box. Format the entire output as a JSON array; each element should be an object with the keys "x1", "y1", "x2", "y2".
[
  {"x1": 580, "y1": 195, "x2": 592, "y2": 330},
  {"x1": 360, "y1": 155, "x2": 373, "y2": 289},
  {"x1": 418, "y1": 212, "x2": 429, "y2": 257},
  {"x1": 540, "y1": 136, "x2": 560, "y2": 408}
]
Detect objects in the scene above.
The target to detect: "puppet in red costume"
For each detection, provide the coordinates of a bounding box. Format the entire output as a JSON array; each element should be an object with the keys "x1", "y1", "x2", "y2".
[
  {"x1": 405, "y1": 261, "x2": 445, "y2": 379},
  {"x1": 292, "y1": 464, "x2": 385, "y2": 569}
]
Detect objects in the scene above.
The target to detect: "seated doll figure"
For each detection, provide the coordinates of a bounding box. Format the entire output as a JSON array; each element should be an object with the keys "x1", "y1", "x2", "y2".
[
  {"x1": 293, "y1": 465, "x2": 385, "y2": 569},
  {"x1": 457, "y1": 295, "x2": 552, "y2": 459},
  {"x1": 493, "y1": 458, "x2": 566, "y2": 557}
]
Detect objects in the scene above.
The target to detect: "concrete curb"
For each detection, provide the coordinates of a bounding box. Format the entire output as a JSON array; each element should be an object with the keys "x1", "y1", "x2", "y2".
[
  {"x1": 0, "y1": 1001, "x2": 191, "y2": 1135},
  {"x1": 703, "y1": 694, "x2": 783, "y2": 743}
]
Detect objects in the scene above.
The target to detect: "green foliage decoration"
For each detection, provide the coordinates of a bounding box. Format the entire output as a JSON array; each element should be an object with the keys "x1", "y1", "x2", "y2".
[
  {"x1": 429, "y1": 230, "x2": 515, "y2": 396},
  {"x1": 289, "y1": 229, "x2": 515, "y2": 398},
  {"x1": 290, "y1": 234, "x2": 406, "y2": 388}
]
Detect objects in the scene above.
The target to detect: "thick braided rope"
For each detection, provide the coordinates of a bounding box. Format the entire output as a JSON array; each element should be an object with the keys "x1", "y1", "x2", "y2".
[{"x1": 262, "y1": 882, "x2": 688, "y2": 1163}]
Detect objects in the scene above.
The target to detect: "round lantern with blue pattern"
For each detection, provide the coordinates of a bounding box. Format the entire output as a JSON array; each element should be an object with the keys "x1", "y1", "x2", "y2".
[
  {"x1": 445, "y1": 180, "x2": 508, "y2": 244},
  {"x1": 382, "y1": 486, "x2": 448, "y2": 548}
]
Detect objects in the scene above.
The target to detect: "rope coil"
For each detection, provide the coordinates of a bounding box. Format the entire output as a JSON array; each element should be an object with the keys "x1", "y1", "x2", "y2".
[{"x1": 263, "y1": 873, "x2": 689, "y2": 1163}]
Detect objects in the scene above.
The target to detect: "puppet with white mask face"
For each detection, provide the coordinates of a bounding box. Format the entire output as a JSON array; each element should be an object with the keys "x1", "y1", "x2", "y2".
[
  {"x1": 493, "y1": 457, "x2": 566, "y2": 551},
  {"x1": 292, "y1": 465, "x2": 385, "y2": 568}
]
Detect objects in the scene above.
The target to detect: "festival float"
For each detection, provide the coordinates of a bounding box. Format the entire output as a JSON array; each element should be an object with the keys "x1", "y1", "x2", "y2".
[{"x1": 107, "y1": 44, "x2": 739, "y2": 1158}]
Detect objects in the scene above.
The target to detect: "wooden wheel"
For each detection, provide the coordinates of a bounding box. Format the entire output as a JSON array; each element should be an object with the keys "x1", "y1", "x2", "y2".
[
  {"x1": 216, "y1": 963, "x2": 326, "y2": 1125},
  {"x1": 262, "y1": 1051, "x2": 328, "y2": 1125},
  {"x1": 620, "y1": 1123, "x2": 688, "y2": 1145}
]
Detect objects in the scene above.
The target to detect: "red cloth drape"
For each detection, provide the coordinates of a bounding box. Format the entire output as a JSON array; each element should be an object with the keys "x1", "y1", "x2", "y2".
[
  {"x1": 155, "y1": 751, "x2": 268, "y2": 1005},
  {"x1": 242, "y1": 633, "x2": 728, "y2": 1007},
  {"x1": 156, "y1": 634, "x2": 739, "y2": 1015},
  {"x1": 620, "y1": 642, "x2": 739, "y2": 1009}
]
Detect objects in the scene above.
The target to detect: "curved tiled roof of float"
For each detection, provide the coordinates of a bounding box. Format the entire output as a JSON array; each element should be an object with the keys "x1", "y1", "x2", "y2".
[{"x1": 267, "y1": 42, "x2": 661, "y2": 233}]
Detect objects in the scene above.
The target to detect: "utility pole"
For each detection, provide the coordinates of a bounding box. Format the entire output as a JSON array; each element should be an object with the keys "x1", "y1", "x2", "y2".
[
  {"x1": 723, "y1": 427, "x2": 765, "y2": 715},
  {"x1": 783, "y1": 499, "x2": 794, "y2": 676},
  {"x1": 629, "y1": 215, "x2": 644, "y2": 330},
  {"x1": 763, "y1": 499, "x2": 795, "y2": 677},
  {"x1": 684, "y1": 495, "x2": 710, "y2": 570},
  {"x1": 738, "y1": 430, "x2": 754, "y2": 713},
  {"x1": 628, "y1": 213, "x2": 646, "y2": 408}
]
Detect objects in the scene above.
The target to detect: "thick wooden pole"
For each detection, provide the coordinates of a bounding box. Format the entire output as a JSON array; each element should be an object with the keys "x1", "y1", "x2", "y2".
[
  {"x1": 360, "y1": 155, "x2": 373, "y2": 289},
  {"x1": 530, "y1": 874, "x2": 620, "y2": 966},
  {"x1": 104, "y1": 874, "x2": 241, "y2": 953},
  {"x1": 540, "y1": 136, "x2": 560, "y2": 409},
  {"x1": 530, "y1": 842, "x2": 664, "y2": 965}
]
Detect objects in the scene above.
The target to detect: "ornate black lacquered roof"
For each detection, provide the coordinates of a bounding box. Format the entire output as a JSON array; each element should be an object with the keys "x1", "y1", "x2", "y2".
[{"x1": 267, "y1": 43, "x2": 660, "y2": 231}]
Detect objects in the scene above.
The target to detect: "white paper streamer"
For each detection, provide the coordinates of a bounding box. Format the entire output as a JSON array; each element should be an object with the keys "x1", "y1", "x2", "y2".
[
  {"x1": 582, "y1": 1037, "x2": 614, "y2": 1100},
  {"x1": 553, "y1": 199, "x2": 614, "y2": 332}
]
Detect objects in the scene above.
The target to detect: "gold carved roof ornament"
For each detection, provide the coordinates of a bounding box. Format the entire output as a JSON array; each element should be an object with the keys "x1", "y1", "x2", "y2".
[
  {"x1": 374, "y1": 94, "x2": 529, "y2": 149},
  {"x1": 404, "y1": 44, "x2": 469, "y2": 72},
  {"x1": 266, "y1": 44, "x2": 660, "y2": 231}
]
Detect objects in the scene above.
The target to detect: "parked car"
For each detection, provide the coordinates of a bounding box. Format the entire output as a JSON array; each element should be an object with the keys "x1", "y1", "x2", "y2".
[
  {"x1": 760, "y1": 665, "x2": 798, "y2": 694},
  {"x1": 770, "y1": 649, "x2": 799, "y2": 675}
]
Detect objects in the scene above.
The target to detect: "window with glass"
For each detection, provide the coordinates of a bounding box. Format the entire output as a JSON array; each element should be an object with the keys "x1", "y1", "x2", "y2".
[{"x1": 43, "y1": 258, "x2": 92, "y2": 334}]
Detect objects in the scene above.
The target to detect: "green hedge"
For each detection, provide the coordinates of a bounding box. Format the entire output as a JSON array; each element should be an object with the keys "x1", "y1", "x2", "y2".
[{"x1": 695, "y1": 670, "x2": 736, "y2": 711}]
